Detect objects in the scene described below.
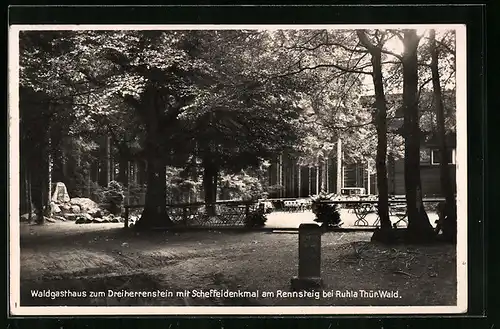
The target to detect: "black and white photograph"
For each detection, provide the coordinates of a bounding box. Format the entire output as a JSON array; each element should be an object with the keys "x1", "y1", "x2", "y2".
[{"x1": 9, "y1": 24, "x2": 467, "y2": 315}]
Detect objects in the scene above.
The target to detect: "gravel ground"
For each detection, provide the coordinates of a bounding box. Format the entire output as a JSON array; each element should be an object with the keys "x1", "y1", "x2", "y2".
[{"x1": 18, "y1": 221, "x2": 456, "y2": 307}]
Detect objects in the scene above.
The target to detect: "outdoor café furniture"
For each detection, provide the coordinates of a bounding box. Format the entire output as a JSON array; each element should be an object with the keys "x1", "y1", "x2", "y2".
[{"x1": 353, "y1": 202, "x2": 376, "y2": 226}]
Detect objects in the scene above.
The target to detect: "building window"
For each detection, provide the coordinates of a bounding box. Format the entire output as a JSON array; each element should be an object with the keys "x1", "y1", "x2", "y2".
[{"x1": 431, "y1": 149, "x2": 456, "y2": 165}]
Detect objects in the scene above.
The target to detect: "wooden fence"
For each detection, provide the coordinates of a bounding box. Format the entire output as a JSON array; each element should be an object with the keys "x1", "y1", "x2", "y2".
[{"x1": 124, "y1": 200, "x2": 260, "y2": 229}]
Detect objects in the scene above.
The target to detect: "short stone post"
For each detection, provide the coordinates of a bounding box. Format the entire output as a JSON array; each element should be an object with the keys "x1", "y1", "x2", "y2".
[{"x1": 291, "y1": 223, "x2": 323, "y2": 290}]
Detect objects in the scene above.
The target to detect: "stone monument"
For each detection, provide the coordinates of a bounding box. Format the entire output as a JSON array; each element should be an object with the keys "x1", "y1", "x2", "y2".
[
  {"x1": 51, "y1": 182, "x2": 70, "y2": 203},
  {"x1": 291, "y1": 223, "x2": 323, "y2": 290}
]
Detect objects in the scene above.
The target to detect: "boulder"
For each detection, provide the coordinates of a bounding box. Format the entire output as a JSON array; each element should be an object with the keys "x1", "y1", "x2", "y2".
[
  {"x1": 51, "y1": 182, "x2": 71, "y2": 203},
  {"x1": 44, "y1": 216, "x2": 56, "y2": 223},
  {"x1": 61, "y1": 203, "x2": 72, "y2": 212},
  {"x1": 53, "y1": 215, "x2": 67, "y2": 221},
  {"x1": 20, "y1": 213, "x2": 34, "y2": 222},
  {"x1": 63, "y1": 213, "x2": 79, "y2": 221},
  {"x1": 102, "y1": 215, "x2": 120, "y2": 223},
  {"x1": 71, "y1": 205, "x2": 81, "y2": 213},
  {"x1": 75, "y1": 213, "x2": 93, "y2": 224},
  {"x1": 70, "y1": 198, "x2": 99, "y2": 213},
  {"x1": 50, "y1": 202, "x2": 61, "y2": 214},
  {"x1": 90, "y1": 209, "x2": 103, "y2": 218},
  {"x1": 92, "y1": 217, "x2": 105, "y2": 223}
]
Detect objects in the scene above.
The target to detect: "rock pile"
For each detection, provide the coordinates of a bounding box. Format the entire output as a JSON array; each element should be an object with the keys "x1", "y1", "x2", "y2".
[{"x1": 48, "y1": 182, "x2": 124, "y2": 224}]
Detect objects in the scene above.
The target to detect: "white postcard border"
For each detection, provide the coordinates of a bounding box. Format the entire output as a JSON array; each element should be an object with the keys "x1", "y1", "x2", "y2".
[{"x1": 8, "y1": 23, "x2": 468, "y2": 316}]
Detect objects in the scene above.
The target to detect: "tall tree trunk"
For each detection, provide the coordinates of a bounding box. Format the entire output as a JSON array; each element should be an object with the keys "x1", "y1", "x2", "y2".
[
  {"x1": 321, "y1": 159, "x2": 327, "y2": 193},
  {"x1": 297, "y1": 164, "x2": 303, "y2": 198},
  {"x1": 106, "y1": 135, "x2": 112, "y2": 184},
  {"x1": 367, "y1": 160, "x2": 371, "y2": 195},
  {"x1": 45, "y1": 137, "x2": 52, "y2": 217},
  {"x1": 139, "y1": 160, "x2": 147, "y2": 185},
  {"x1": 212, "y1": 168, "x2": 218, "y2": 202},
  {"x1": 118, "y1": 154, "x2": 129, "y2": 187},
  {"x1": 429, "y1": 29, "x2": 457, "y2": 242},
  {"x1": 31, "y1": 170, "x2": 44, "y2": 224},
  {"x1": 371, "y1": 50, "x2": 391, "y2": 231},
  {"x1": 355, "y1": 163, "x2": 359, "y2": 187},
  {"x1": 326, "y1": 158, "x2": 329, "y2": 193},
  {"x1": 136, "y1": 158, "x2": 171, "y2": 229},
  {"x1": 357, "y1": 30, "x2": 392, "y2": 232},
  {"x1": 315, "y1": 164, "x2": 320, "y2": 195},
  {"x1": 136, "y1": 91, "x2": 173, "y2": 229},
  {"x1": 279, "y1": 154, "x2": 283, "y2": 198},
  {"x1": 98, "y1": 136, "x2": 108, "y2": 187},
  {"x1": 27, "y1": 170, "x2": 32, "y2": 221},
  {"x1": 132, "y1": 161, "x2": 138, "y2": 185},
  {"x1": 336, "y1": 138, "x2": 342, "y2": 194},
  {"x1": 402, "y1": 30, "x2": 434, "y2": 240},
  {"x1": 31, "y1": 136, "x2": 49, "y2": 224},
  {"x1": 203, "y1": 157, "x2": 217, "y2": 216},
  {"x1": 92, "y1": 160, "x2": 99, "y2": 184},
  {"x1": 308, "y1": 166, "x2": 312, "y2": 196},
  {"x1": 50, "y1": 126, "x2": 65, "y2": 183}
]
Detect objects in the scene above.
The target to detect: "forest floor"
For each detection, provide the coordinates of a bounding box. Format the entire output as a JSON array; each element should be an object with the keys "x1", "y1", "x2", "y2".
[{"x1": 17, "y1": 221, "x2": 457, "y2": 308}]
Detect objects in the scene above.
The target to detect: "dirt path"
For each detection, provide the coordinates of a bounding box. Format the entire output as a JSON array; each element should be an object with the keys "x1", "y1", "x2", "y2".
[{"x1": 18, "y1": 222, "x2": 456, "y2": 307}]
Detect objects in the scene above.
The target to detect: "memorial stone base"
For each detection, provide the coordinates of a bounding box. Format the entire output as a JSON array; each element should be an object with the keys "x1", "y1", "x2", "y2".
[
  {"x1": 291, "y1": 276, "x2": 323, "y2": 291},
  {"x1": 290, "y1": 223, "x2": 323, "y2": 291}
]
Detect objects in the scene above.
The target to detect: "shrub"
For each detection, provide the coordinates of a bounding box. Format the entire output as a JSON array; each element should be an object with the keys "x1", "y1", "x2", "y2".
[
  {"x1": 311, "y1": 195, "x2": 341, "y2": 227},
  {"x1": 244, "y1": 206, "x2": 268, "y2": 228},
  {"x1": 219, "y1": 172, "x2": 266, "y2": 201},
  {"x1": 103, "y1": 181, "x2": 125, "y2": 215},
  {"x1": 89, "y1": 181, "x2": 106, "y2": 203}
]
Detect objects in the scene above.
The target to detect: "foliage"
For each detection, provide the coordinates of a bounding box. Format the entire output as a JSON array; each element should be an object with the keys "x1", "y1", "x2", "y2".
[
  {"x1": 103, "y1": 180, "x2": 125, "y2": 215},
  {"x1": 266, "y1": 184, "x2": 285, "y2": 197},
  {"x1": 219, "y1": 170, "x2": 266, "y2": 201},
  {"x1": 311, "y1": 194, "x2": 341, "y2": 227},
  {"x1": 169, "y1": 31, "x2": 307, "y2": 179},
  {"x1": 17, "y1": 28, "x2": 457, "y2": 229},
  {"x1": 86, "y1": 181, "x2": 106, "y2": 203},
  {"x1": 244, "y1": 207, "x2": 268, "y2": 228}
]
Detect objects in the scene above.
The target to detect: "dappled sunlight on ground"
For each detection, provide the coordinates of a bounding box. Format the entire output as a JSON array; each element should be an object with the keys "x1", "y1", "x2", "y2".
[{"x1": 18, "y1": 220, "x2": 455, "y2": 307}]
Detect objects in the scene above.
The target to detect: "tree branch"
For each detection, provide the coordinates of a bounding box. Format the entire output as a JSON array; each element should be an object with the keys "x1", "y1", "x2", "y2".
[
  {"x1": 389, "y1": 29, "x2": 404, "y2": 43},
  {"x1": 356, "y1": 30, "x2": 375, "y2": 51},
  {"x1": 282, "y1": 63, "x2": 373, "y2": 77},
  {"x1": 417, "y1": 77, "x2": 433, "y2": 100},
  {"x1": 421, "y1": 35, "x2": 455, "y2": 55},
  {"x1": 357, "y1": 29, "x2": 403, "y2": 61},
  {"x1": 323, "y1": 120, "x2": 375, "y2": 131},
  {"x1": 380, "y1": 48, "x2": 403, "y2": 61},
  {"x1": 286, "y1": 41, "x2": 368, "y2": 54}
]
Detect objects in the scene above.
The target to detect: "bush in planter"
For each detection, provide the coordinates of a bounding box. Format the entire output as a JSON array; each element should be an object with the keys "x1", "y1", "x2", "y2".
[
  {"x1": 244, "y1": 205, "x2": 268, "y2": 228},
  {"x1": 311, "y1": 194, "x2": 342, "y2": 228}
]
